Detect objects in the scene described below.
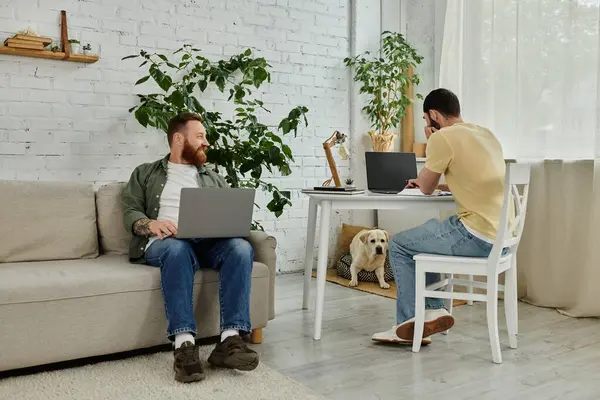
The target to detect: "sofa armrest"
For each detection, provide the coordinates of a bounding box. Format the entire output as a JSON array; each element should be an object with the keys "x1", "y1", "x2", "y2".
[{"x1": 247, "y1": 230, "x2": 277, "y2": 320}]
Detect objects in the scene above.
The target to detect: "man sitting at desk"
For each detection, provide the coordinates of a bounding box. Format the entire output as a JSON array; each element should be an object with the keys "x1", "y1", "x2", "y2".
[{"x1": 372, "y1": 88, "x2": 506, "y2": 343}]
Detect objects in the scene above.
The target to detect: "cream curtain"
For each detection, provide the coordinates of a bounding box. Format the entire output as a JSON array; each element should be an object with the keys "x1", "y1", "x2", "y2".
[
  {"x1": 517, "y1": 160, "x2": 600, "y2": 317},
  {"x1": 441, "y1": 0, "x2": 600, "y2": 317}
]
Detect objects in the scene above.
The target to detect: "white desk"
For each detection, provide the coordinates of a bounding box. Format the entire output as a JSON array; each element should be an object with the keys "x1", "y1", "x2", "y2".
[{"x1": 302, "y1": 192, "x2": 455, "y2": 340}]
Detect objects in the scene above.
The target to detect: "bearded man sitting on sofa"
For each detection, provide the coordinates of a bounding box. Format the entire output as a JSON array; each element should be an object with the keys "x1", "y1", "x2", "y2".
[{"x1": 122, "y1": 112, "x2": 258, "y2": 383}]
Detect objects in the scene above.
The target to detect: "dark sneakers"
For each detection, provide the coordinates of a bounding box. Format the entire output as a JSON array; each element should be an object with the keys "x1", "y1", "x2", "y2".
[
  {"x1": 208, "y1": 335, "x2": 259, "y2": 371},
  {"x1": 173, "y1": 341, "x2": 205, "y2": 383}
]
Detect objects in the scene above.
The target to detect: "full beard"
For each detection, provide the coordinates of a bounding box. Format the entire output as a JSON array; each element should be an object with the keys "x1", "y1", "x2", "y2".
[{"x1": 181, "y1": 142, "x2": 207, "y2": 167}]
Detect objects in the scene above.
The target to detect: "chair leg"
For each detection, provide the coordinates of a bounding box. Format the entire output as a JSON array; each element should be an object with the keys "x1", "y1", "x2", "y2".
[
  {"x1": 442, "y1": 273, "x2": 454, "y2": 335},
  {"x1": 504, "y1": 260, "x2": 518, "y2": 349},
  {"x1": 486, "y1": 275, "x2": 502, "y2": 364},
  {"x1": 467, "y1": 274, "x2": 474, "y2": 306},
  {"x1": 412, "y1": 268, "x2": 426, "y2": 353}
]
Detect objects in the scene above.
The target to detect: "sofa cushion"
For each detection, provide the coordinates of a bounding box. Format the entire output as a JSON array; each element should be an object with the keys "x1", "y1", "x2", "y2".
[
  {"x1": 96, "y1": 182, "x2": 132, "y2": 255},
  {"x1": 0, "y1": 180, "x2": 99, "y2": 263},
  {"x1": 0, "y1": 255, "x2": 269, "y2": 305}
]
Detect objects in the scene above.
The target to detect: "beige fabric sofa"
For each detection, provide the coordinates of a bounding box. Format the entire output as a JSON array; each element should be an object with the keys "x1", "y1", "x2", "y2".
[{"x1": 0, "y1": 180, "x2": 276, "y2": 372}]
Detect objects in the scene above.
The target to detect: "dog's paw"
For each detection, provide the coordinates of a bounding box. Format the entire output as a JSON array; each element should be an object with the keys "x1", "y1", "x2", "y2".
[
  {"x1": 380, "y1": 282, "x2": 390, "y2": 289},
  {"x1": 349, "y1": 279, "x2": 359, "y2": 287}
]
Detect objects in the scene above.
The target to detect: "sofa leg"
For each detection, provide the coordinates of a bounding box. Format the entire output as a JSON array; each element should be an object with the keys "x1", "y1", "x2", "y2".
[{"x1": 250, "y1": 328, "x2": 263, "y2": 344}]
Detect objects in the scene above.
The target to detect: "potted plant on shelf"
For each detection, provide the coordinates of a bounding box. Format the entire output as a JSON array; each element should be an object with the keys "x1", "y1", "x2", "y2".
[
  {"x1": 123, "y1": 45, "x2": 309, "y2": 230},
  {"x1": 344, "y1": 31, "x2": 423, "y2": 152},
  {"x1": 69, "y1": 39, "x2": 80, "y2": 54}
]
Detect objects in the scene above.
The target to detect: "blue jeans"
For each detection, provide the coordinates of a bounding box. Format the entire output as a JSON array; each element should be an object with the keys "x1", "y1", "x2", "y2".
[
  {"x1": 389, "y1": 215, "x2": 494, "y2": 324},
  {"x1": 145, "y1": 237, "x2": 253, "y2": 341}
]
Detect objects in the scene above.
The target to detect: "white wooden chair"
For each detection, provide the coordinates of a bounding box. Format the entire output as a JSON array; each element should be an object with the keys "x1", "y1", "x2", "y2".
[{"x1": 411, "y1": 162, "x2": 531, "y2": 364}]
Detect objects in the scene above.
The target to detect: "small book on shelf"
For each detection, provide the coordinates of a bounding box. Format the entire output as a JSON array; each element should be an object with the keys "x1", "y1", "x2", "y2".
[
  {"x1": 4, "y1": 38, "x2": 45, "y2": 50},
  {"x1": 11, "y1": 34, "x2": 52, "y2": 46}
]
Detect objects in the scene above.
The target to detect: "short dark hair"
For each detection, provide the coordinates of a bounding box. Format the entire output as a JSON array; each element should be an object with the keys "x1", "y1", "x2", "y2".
[
  {"x1": 167, "y1": 112, "x2": 203, "y2": 145},
  {"x1": 423, "y1": 88, "x2": 461, "y2": 117}
]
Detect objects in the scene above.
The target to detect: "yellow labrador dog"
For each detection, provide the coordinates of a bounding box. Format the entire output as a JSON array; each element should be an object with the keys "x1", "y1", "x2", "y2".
[{"x1": 349, "y1": 228, "x2": 392, "y2": 289}]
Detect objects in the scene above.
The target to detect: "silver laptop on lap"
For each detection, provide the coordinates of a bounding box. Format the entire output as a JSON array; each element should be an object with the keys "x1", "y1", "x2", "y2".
[{"x1": 176, "y1": 188, "x2": 256, "y2": 239}]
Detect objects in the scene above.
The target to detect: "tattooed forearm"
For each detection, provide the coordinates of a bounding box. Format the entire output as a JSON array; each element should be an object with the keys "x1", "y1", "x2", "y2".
[{"x1": 133, "y1": 218, "x2": 153, "y2": 236}]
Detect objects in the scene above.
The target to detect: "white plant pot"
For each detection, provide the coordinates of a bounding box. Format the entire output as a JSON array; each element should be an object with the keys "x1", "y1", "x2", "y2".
[{"x1": 70, "y1": 43, "x2": 80, "y2": 54}]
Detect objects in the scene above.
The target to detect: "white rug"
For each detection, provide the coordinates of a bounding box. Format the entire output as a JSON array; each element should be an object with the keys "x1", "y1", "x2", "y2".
[{"x1": 0, "y1": 346, "x2": 326, "y2": 400}]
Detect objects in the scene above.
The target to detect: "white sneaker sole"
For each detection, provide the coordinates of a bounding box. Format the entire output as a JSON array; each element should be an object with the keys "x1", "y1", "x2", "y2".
[
  {"x1": 372, "y1": 336, "x2": 432, "y2": 345},
  {"x1": 396, "y1": 315, "x2": 455, "y2": 340}
]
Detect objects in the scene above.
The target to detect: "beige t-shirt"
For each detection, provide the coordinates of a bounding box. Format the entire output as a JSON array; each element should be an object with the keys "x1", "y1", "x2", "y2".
[{"x1": 425, "y1": 123, "x2": 506, "y2": 239}]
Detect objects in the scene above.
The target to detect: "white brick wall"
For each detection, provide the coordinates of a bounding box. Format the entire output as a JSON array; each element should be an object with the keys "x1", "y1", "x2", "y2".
[{"x1": 0, "y1": 0, "x2": 353, "y2": 273}]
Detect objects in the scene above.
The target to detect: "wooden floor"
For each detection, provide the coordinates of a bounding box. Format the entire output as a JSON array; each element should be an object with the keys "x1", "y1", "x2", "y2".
[{"x1": 258, "y1": 273, "x2": 600, "y2": 400}]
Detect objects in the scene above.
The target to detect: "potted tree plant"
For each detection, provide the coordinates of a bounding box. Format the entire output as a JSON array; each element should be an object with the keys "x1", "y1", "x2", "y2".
[
  {"x1": 123, "y1": 45, "x2": 309, "y2": 230},
  {"x1": 344, "y1": 31, "x2": 423, "y2": 152}
]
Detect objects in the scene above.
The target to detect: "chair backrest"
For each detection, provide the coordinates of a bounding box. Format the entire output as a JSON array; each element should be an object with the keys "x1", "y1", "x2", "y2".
[{"x1": 487, "y1": 162, "x2": 532, "y2": 270}]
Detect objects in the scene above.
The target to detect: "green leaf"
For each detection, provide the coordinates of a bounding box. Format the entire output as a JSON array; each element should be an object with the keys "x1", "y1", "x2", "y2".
[
  {"x1": 281, "y1": 144, "x2": 293, "y2": 160},
  {"x1": 186, "y1": 82, "x2": 196, "y2": 93},
  {"x1": 266, "y1": 132, "x2": 282, "y2": 143},
  {"x1": 244, "y1": 48, "x2": 252, "y2": 56},
  {"x1": 154, "y1": 113, "x2": 170, "y2": 132},
  {"x1": 279, "y1": 119, "x2": 291, "y2": 134},
  {"x1": 191, "y1": 97, "x2": 204, "y2": 113},
  {"x1": 253, "y1": 67, "x2": 268, "y2": 88},
  {"x1": 135, "y1": 76, "x2": 150, "y2": 85},
  {"x1": 269, "y1": 146, "x2": 282, "y2": 163},
  {"x1": 135, "y1": 107, "x2": 149, "y2": 127},
  {"x1": 235, "y1": 88, "x2": 245, "y2": 101},
  {"x1": 149, "y1": 65, "x2": 172, "y2": 92},
  {"x1": 122, "y1": 54, "x2": 139, "y2": 60},
  {"x1": 266, "y1": 197, "x2": 285, "y2": 218},
  {"x1": 199, "y1": 80, "x2": 208, "y2": 92},
  {"x1": 216, "y1": 76, "x2": 226, "y2": 92},
  {"x1": 170, "y1": 90, "x2": 185, "y2": 109}
]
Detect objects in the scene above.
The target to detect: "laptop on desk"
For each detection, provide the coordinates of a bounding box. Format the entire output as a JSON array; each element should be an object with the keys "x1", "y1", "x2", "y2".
[
  {"x1": 365, "y1": 151, "x2": 418, "y2": 194},
  {"x1": 177, "y1": 188, "x2": 255, "y2": 239}
]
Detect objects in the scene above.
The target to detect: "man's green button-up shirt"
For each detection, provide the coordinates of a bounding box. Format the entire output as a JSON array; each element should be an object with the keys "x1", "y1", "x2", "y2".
[{"x1": 122, "y1": 154, "x2": 228, "y2": 262}]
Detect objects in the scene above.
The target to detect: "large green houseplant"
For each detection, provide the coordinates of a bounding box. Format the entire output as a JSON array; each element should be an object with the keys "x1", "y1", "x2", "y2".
[
  {"x1": 123, "y1": 45, "x2": 309, "y2": 230},
  {"x1": 344, "y1": 31, "x2": 423, "y2": 152}
]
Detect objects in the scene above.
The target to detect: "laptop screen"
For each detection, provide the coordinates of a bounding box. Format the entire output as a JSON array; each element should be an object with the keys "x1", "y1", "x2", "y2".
[{"x1": 365, "y1": 152, "x2": 418, "y2": 192}]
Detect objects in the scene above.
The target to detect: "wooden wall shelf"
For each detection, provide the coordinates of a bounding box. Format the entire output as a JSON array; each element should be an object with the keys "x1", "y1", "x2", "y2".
[
  {"x1": 0, "y1": 10, "x2": 99, "y2": 64},
  {"x1": 0, "y1": 46, "x2": 98, "y2": 63}
]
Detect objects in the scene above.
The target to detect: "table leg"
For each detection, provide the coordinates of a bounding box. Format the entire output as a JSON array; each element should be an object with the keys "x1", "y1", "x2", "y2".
[
  {"x1": 313, "y1": 200, "x2": 331, "y2": 340},
  {"x1": 302, "y1": 197, "x2": 318, "y2": 310}
]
